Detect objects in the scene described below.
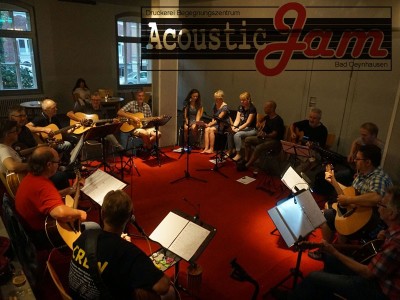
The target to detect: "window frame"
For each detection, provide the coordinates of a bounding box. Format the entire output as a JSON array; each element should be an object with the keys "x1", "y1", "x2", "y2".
[
  {"x1": 116, "y1": 12, "x2": 151, "y2": 89},
  {"x1": 0, "y1": 0, "x2": 42, "y2": 96}
]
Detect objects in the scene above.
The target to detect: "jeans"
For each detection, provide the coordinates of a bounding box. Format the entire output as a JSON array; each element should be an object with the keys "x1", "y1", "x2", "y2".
[
  {"x1": 228, "y1": 128, "x2": 257, "y2": 152},
  {"x1": 291, "y1": 255, "x2": 387, "y2": 300}
]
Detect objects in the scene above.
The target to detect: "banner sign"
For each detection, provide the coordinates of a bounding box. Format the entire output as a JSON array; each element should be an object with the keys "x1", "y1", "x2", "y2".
[{"x1": 141, "y1": 2, "x2": 392, "y2": 76}]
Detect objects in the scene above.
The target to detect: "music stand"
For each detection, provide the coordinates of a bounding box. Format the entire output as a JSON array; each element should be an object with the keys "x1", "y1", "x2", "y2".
[
  {"x1": 281, "y1": 165, "x2": 310, "y2": 194},
  {"x1": 149, "y1": 210, "x2": 216, "y2": 295},
  {"x1": 281, "y1": 140, "x2": 311, "y2": 166},
  {"x1": 84, "y1": 123, "x2": 122, "y2": 174},
  {"x1": 68, "y1": 135, "x2": 84, "y2": 169},
  {"x1": 143, "y1": 116, "x2": 171, "y2": 167},
  {"x1": 266, "y1": 190, "x2": 326, "y2": 292}
]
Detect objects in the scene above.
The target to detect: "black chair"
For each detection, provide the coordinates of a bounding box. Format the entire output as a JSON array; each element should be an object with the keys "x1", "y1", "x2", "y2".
[{"x1": 2, "y1": 193, "x2": 39, "y2": 289}]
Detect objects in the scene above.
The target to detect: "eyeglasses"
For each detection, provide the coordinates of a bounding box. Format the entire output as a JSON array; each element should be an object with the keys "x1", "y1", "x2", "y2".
[{"x1": 11, "y1": 114, "x2": 27, "y2": 118}]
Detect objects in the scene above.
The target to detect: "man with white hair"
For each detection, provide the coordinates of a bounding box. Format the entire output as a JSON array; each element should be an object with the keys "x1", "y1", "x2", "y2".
[{"x1": 26, "y1": 99, "x2": 75, "y2": 164}]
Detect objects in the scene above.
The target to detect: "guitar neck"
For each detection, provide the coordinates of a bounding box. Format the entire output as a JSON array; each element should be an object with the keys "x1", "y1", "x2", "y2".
[
  {"x1": 72, "y1": 171, "x2": 81, "y2": 210},
  {"x1": 53, "y1": 124, "x2": 77, "y2": 135}
]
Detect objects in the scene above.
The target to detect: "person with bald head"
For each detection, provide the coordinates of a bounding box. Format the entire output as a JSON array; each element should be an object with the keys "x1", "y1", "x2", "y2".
[
  {"x1": 242, "y1": 101, "x2": 285, "y2": 171},
  {"x1": 15, "y1": 146, "x2": 87, "y2": 249},
  {"x1": 26, "y1": 99, "x2": 75, "y2": 164}
]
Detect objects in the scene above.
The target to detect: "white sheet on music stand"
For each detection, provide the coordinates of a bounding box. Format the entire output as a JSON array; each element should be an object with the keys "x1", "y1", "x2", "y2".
[
  {"x1": 268, "y1": 190, "x2": 325, "y2": 247},
  {"x1": 81, "y1": 169, "x2": 127, "y2": 205},
  {"x1": 281, "y1": 166, "x2": 309, "y2": 193},
  {"x1": 149, "y1": 212, "x2": 211, "y2": 261},
  {"x1": 69, "y1": 135, "x2": 84, "y2": 166}
]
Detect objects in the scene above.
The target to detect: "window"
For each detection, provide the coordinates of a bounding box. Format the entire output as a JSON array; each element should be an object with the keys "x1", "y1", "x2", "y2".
[
  {"x1": 116, "y1": 14, "x2": 151, "y2": 87},
  {"x1": 0, "y1": 1, "x2": 40, "y2": 94}
]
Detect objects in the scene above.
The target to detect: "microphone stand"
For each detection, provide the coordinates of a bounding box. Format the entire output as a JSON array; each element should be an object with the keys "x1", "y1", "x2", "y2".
[
  {"x1": 171, "y1": 107, "x2": 206, "y2": 184},
  {"x1": 197, "y1": 116, "x2": 230, "y2": 178}
]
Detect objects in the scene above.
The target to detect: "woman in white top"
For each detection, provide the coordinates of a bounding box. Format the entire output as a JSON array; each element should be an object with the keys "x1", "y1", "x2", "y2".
[{"x1": 72, "y1": 78, "x2": 91, "y2": 107}]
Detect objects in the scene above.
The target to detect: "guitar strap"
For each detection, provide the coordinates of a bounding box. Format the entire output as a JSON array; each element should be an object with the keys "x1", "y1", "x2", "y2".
[{"x1": 85, "y1": 229, "x2": 114, "y2": 300}]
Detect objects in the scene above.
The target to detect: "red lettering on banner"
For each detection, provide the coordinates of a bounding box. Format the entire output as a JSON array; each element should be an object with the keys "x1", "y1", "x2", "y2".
[
  {"x1": 255, "y1": 2, "x2": 389, "y2": 76},
  {"x1": 255, "y1": 2, "x2": 307, "y2": 76}
]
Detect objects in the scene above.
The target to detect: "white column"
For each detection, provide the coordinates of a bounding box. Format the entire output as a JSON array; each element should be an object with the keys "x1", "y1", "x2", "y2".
[{"x1": 151, "y1": 0, "x2": 179, "y2": 147}]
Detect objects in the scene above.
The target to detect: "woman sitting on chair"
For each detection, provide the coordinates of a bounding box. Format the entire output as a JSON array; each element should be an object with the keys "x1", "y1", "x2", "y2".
[
  {"x1": 183, "y1": 89, "x2": 203, "y2": 146},
  {"x1": 201, "y1": 90, "x2": 230, "y2": 154},
  {"x1": 228, "y1": 91, "x2": 257, "y2": 162}
]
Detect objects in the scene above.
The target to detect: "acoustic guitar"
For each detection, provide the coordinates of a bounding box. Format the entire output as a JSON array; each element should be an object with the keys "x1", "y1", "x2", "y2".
[
  {"x1": 298, "y1": 239, "x2": 384, "y2": 264},
  {"x1": 326, "y1": 164, "x2": 373, "y2": 236},
  {"x1": 120, "y1": 112, "x2": 171, "y2": 133},
  {"x1": 70, "y1": 112, "x2": 129, "y2": 135},
  {"x1": 15, "y1": 140, "x2": 62, "y2": 158},
  {"x1": 37, "y1": 123, "x2": 80, "y2": 142},
  {"x1": 290, "y1": 127, "x2": 304, "y2": 144},
  {"x1": 5, "y1": 171, "x2": 25, "y2": 199},
  {"x1": 45, "y1": 171, "x2": 82, "y2": 249}
]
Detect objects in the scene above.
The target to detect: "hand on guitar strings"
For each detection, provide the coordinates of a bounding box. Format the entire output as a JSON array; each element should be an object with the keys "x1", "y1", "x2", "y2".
[{"x1": 337, "y1": 194, "x2": 352, "y2": 207}]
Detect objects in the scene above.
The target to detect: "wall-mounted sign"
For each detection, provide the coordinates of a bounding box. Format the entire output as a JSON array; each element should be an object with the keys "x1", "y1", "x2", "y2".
[{"x1": 141, "y1": 2, "x2": 391, "y2": 76}]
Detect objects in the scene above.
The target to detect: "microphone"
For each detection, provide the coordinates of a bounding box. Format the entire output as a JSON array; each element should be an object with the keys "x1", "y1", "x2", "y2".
[
  {"x1": 130, "y1": 215, "x2": 146, "y2": 236},
  {"x1": 183, "y1": 197, "x2": 200, "y2": 221}
]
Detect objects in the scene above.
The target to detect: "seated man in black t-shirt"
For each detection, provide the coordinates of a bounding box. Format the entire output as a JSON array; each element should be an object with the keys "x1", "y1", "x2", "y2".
[
  {"x1": 8, "y1": 106, "x2": 38, "y2": 149},
  {"x1": 26, "y1": 99, "x2": 76, "y2": 164},
  {"x1": 243, "y1": 101, "x2": 285, "y2": 170},
  {"x1": 69, "y1": 190, "x2": 177, "y2": 300},
  {"x1": 67, "y1": 92, "x2": 125, "y2": 153},
  {"x1": 289, "y1": 107, "x2": 328, "y2": 148}
]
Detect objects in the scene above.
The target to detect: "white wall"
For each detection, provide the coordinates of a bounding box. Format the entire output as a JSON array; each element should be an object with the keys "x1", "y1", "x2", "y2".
[{"x1": 175, "y1": 0, "x2": 400, "y2": 183}]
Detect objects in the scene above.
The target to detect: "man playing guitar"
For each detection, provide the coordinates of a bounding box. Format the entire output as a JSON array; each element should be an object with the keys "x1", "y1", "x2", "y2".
[
  {"x1": 26, "y1": 99, "x2": 77, "y2": 165},
  {"x1": 243, "y1": 100, "x2": 285, "y2": 171},
  {"x1": 0, "y1": 120, "x2": 72, "y2": 195},
  {"x1": 289, "y1": 107, "x2": 328, "y2": 147},
  {"x1": 117, "y1": 89, "x2": 161, "y2": 150},
  {"x1": 288, "y1": 186, "x2": 400, "y2": 300},
  {"x1": 15, "y1": 146, "x2": 86, "y2": 259},
  {"x1": 310, "y1": 144, "x2": 392, "y2": 260},
  {"x1": 67, "y1": 92, "x2": 126, "y2": 153},
  {"x1": 69, "y1": 190, "x2": 177, "y2": 300}
]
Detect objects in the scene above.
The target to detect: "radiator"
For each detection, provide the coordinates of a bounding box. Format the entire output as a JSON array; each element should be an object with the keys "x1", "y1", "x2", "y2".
[{"x1": 0, "y1": 96, "x2": 45, "y2": 117}]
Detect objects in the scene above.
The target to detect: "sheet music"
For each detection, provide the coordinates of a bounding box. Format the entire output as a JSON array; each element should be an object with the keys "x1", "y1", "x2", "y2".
[
  {"x1": 149, "y1": 212, "x2": 189, "y2": 247},
  {"x1": 150, "y1": 212, "x2": 212, "y2": 261},
  {"x1": 168, "y1": 222, "x2": 210, "y2": 261},
  {"x1": 268, "y1": 190, "x2": 326, "y2": 247},
  {"x1": 81, "y1": 169, "x2": 127, "y2": 205},
  {"x1": 69, "y1": 135, "x2": 84, "y2": 165},
  {"x1": 296, "y1": 190, "x2": 326, "y2": 228},
  {"x1": 281, "y1": 166, "x2": 309, "y2": 193},
  {"x1": 276, "y1": 198, "x2": 315, "y2": 240}
]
